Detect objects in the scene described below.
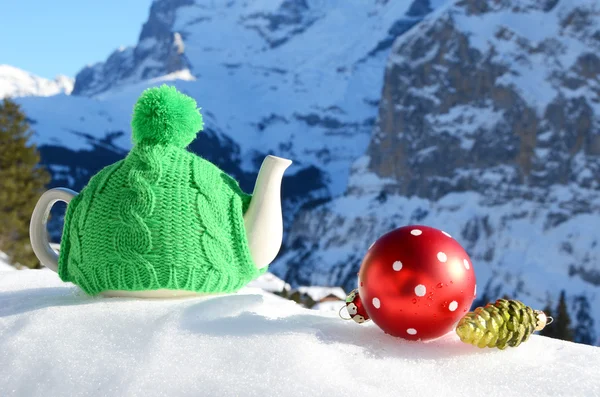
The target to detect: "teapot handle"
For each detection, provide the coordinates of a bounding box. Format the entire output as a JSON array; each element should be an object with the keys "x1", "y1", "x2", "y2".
[{"x1": 29, "y1": 188, "x2": 77, "y2": 272}]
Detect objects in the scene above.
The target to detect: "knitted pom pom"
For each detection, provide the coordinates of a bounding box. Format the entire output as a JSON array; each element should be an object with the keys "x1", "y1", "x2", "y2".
[{"x1": 131, "y1": 85, "x2": 203, "y2": 148}]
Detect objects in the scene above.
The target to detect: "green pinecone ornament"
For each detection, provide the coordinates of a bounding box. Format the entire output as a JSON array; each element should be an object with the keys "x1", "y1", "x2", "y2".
[{"x1": 456, "y1": 299, "x2": 550, "y2": 350}]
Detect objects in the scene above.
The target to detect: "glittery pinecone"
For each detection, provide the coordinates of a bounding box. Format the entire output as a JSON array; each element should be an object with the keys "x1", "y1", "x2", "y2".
[{"x1": 456, "y1": 299, "x2": 549, "y2": 350}]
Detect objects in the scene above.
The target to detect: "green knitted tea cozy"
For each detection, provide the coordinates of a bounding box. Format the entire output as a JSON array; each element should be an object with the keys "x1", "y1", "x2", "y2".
[{"x1": 57, "y1": 85, "x2": 265, "y2": 296}]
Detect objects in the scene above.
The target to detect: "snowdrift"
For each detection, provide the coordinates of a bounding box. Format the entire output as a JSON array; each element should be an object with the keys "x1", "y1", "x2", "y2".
[{"x1": 0, "y1": 270, "x2": 598, "y2": 397}]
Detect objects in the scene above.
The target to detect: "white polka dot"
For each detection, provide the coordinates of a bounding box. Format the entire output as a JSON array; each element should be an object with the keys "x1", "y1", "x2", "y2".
[
  {"x1": 347, "y1": 303, "x2": 358, "y2": 315},
  {"x1": 414, "y1": 284, "x2": 426, "y2": 297},
  {"x1": 463, "y1": 259, "x2": 470, "y2": 270},
  {"x1": 372, "y1": 297, "x2": 381, "y2": 309},
  {"x1": 442, "y1": 231, "x2": 451, "y2": 237},
  {"x1": 407, "y1": 328, "x2": 417, "y2": 335},
  {"x1": 437, "y1": 252, "x2": 447, "y2": 263},
  {"x1": 410, "y1": 229, "x2": 422, "y2": 236},
  {"x1": 392, "y1": 261, "x2": 403, "y2": 271},
  {"x1": 449, "y1": 301, "x2": 458, "y2": 311}
]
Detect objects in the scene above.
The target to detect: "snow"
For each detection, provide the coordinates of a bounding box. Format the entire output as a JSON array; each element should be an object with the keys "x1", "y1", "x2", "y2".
[
  {"x1": 296, "y1": 286, "x2": 346, "y2": 301},
  {"x1": 137, "y1": 37, "x2": 158, "y2": 52},
  {"x1": 15, "y1": 93, "x2": 133, "y2": 150},
  {"x1": 425, "y1": 104, "x2": 505, "y2": 151},
  {"x1": 0, "y1": 270, "x2": 598, "y2": 397},
  {"x1": 347, "y1": 155, "x2": 397, "y2": 195},
  {"x1": 247, "y1": 272, "x2": 290, "y2": 293},
  {"x1": 0, "y1": 252, "x2": 15, "y2": 271},
  {"x1": 0, "y1": 65, "x2": 73, "y2": 99},
  {"x1": 406, "y1": 84, "x2": 442, "y2": 106},
  {"x1": 312, "y1": 300, "x2": 345, "y2": 312},
  {"x1": 386, "y1": 0, "x2": 600, "y2": 119},
  {"x1": 448, "y1": 0, "x2": 597, "y2": 113}
]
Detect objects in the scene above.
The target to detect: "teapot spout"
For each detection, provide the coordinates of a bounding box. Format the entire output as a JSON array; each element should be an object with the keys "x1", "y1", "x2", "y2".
[{"x1": 243, "y1": 155, "x2": 292, "y2": 269}]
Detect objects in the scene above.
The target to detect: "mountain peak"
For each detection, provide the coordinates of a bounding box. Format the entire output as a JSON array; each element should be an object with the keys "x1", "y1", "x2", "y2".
[
  {"x1": 0, "y1": 65, "x2": 74, "y2": 99},
  {"x1": 71, "y1": 0, "x2": 192, "y2": 96}
]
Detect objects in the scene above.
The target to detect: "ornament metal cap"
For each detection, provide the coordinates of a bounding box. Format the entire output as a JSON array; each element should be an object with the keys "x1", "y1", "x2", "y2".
[{"x1": 534, "y1": 310, "x2": 553, "y2": 331}]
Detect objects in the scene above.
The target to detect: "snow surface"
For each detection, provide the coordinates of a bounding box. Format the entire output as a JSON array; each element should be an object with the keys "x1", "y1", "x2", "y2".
[
  {"x1": 246, "y1": 272, "x2": 290, "y2": 293},
  {"x1": 312, "y1": 300, "x2": 345, "y2": 312},
  {"x1": 0, "y1": 270, "x2": 598, "y2": 397},
  {"x1": 0, "y1": 65, "x2": 73, "y2": 99},
  {"x1": 0, "y1": 252, "x2": 15, "y2": 271}
]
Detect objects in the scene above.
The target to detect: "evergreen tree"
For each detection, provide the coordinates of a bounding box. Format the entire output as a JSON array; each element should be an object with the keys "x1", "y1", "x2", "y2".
[
  {"x1": 552, "y1": 290, "x2": 574, "y2": 342},
  {"x1": 573, "y1": 295, "x2": 596, "y2": 346},
  {"x1": 0, "y1": 98, "x2": 50, "y2": 268}
]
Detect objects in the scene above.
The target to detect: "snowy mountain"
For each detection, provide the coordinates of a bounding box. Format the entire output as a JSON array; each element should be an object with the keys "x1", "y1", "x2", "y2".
[
  {"x1": 0, "y1": 65, "x2": 73, "y2": 99},
  {"x1": 271, "y1": 0, "x2": 600, "y2": 343},
  {"x1": 14, "y1": 0, "x2": 442, "y2": 195},
  {"x1": 3, "y1": 0, "x2": 599, "y2": 344},
  {"x1": 1, "y1": 270, "x2": 598, "y2": 397},
  {"x1": 9, "y1": 0, "x2": 444, "y2": 238}
]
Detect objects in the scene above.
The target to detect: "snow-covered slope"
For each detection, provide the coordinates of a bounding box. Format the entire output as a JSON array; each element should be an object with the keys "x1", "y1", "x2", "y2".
[
  {"x1": 272, "y1": 0, "x2": 600, "y2": 344},
  {"x1": 1, "y1": 270, "x2": 598, "y2": 397},
  {"x1": 311, "y1": 300, "x2": 344, "y2": 312},
  {"x1": 0, "y1": 65, "x2": 73, "y2": 99}
]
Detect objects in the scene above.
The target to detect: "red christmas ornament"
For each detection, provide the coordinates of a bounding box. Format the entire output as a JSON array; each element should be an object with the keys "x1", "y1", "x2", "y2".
[
  {"x1": 358, "y1": 225, "x2": 476, "y2": 341},
  {"x1": 344, "y1": 289, "x2": 370, "y2": 324}
]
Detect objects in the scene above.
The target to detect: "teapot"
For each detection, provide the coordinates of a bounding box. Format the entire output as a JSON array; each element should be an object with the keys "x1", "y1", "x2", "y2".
[{"x1": 29, "y1": 85, "x2": 292, "y2": 298}]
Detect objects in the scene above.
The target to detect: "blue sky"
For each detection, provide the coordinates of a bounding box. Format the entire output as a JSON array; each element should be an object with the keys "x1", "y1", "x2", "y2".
[{"x1": 1, "y1": 0, "x2": 152, "y2": 79}]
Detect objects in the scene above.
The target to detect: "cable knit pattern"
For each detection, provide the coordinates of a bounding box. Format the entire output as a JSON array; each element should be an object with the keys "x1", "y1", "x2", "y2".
[
  {"x1": 112, "y1": 145, "x2": 162, "y2": 291},
  {"x1": 57, "y1": 144, "x2": 262, "y2": 296},
  {"x1": 58, "y1": 161, "x2": 123, "y2": 289},
  {"x1": 56, "y1": 85, "x2": 264, "y2": 296}
]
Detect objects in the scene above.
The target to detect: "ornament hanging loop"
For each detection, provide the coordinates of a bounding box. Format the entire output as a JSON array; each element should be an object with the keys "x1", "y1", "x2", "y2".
[
  {"x1": 339, "y1": 306, "x2": 352, "y2": 320},
  {"x1": 534, "y1": 309, "x2": 552, "y2": 331}
]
